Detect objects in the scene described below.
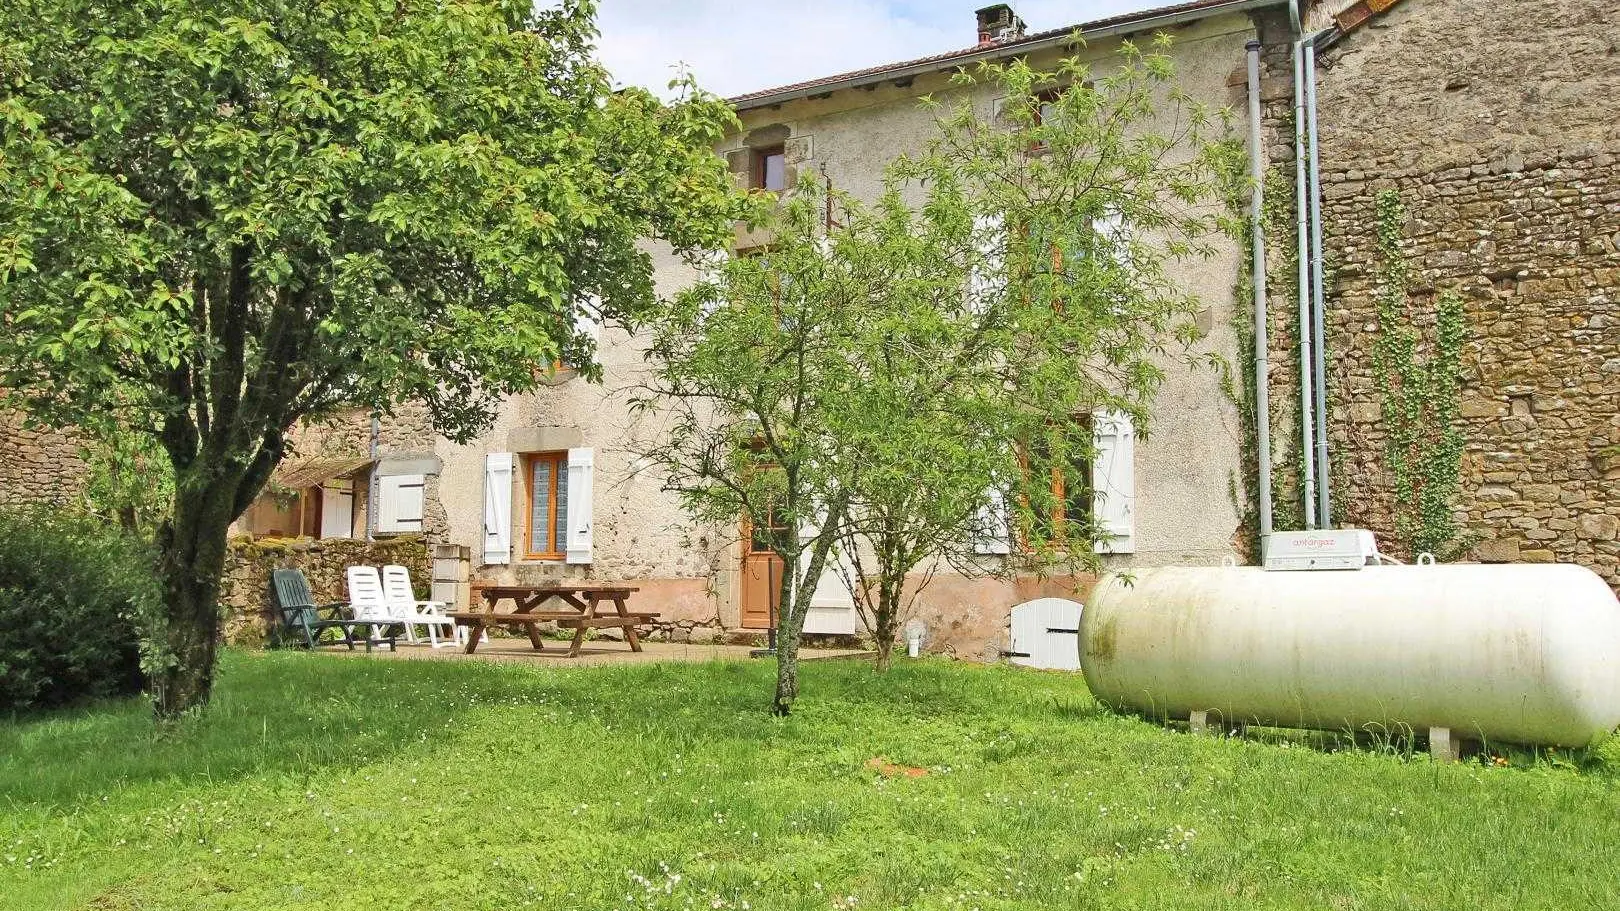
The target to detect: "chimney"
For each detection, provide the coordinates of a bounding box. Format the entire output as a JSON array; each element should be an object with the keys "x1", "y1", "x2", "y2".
[{"x1": 975, "y1": 4, "x2": 1027, "y2": 45}]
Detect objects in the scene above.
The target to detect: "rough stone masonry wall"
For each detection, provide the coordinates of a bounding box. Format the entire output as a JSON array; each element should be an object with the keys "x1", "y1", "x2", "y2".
[
  {"x1": 219, "y1": 534, "x2": 430, "y2": 645},
  {"x1": 0, "y1": 409, "x2": 89, "y2": 508},
  {"x1": 1307, "y1": 0, "x2": 1620, "y2": 579}
]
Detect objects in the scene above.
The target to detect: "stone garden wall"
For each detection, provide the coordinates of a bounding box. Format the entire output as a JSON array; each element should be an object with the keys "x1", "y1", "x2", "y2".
[
  {"x1": 1261, "y1": 0, "x2": 1620, "y2": 582},
  {"x1": 220, "y1": 534, "x2": 431, "y2": 645},
  {"x1": 0, "y1": 410, "x2": 88, "y2": 508}
]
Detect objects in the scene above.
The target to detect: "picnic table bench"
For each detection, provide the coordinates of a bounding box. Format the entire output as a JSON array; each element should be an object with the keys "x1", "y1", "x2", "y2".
[{"x1": 448, "y1": 583, "x2": 657, "y2": 658}]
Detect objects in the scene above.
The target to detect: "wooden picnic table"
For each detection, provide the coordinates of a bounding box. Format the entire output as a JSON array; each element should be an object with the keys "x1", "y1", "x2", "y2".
[{"x1": 447, "y1": 583, "x2": 657, "y2": 658}]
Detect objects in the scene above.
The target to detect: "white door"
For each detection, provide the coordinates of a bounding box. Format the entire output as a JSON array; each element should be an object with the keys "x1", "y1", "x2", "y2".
[
  {"x1": 1008, "y1": 598, "x2": 1083, "y2": 670},
  {"x1": 320, "y1": 479, "x2": 354, "y2": 539},
  {"x1": 801, "y1": 562, "x2": 858, "y2": 635}
]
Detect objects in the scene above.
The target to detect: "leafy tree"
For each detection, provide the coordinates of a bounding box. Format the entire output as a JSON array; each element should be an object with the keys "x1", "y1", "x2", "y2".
[
  {"x1": 633, "y1": 183, "x2": 855, "y2": 716},
  {"x1": 830, "y1": 43, "x2": 1243, "y2": 669},
  {"x1": 638, "y1": 36, "x2": 1241, "y2": 693},
  {"x1": 0, "y1": 0, "x2": 743, "y2": 718}
]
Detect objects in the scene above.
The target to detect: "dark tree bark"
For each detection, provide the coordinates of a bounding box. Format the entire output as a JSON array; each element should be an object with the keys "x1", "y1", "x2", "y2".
[
  {"x1": 771, "y1": 498, "x2": 845, "y2": 716},
  {"x1": 871, "y1": 579, "x2": 902, "y2": 672},
  {"x1": 151, "y1": 486, "x2": 234, "y2": 717},
  {"x1": 148, "y1": 244, "x2": 300, "y2": 720}
]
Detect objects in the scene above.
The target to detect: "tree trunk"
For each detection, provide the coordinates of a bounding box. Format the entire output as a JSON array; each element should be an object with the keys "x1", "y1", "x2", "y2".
[
  {"x1": 771, "y1": 502, "x2": 844, "y2": 715},
  {"x1": 150, "y1": 477, "x2": 241, "y2": 720},
  {"x1": 873, "y1": 634, "x2": 894, "y2": 672},
  {"x1": 772, "y1": 548, "x2": 807, "y2": 716},
  {"x1": 871, "y1": 575, "x2": 901, "y2": 672}
]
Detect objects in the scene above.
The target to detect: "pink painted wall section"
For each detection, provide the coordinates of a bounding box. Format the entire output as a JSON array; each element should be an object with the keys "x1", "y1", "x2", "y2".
[
  {"x1": 887, "y1": 573, "x2": 1097, "y2": 661},
  {"x1": 630, "y1": 577, "x2": 719, "y2": 626}
]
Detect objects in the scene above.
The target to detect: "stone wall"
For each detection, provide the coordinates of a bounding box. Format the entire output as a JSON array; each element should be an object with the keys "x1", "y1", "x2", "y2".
[
  {"x1": 220, "y1": 534, "x2": 431, "y2": 645},
  {"x1": 1274, "y1": 0, "x2": 1620, "y2": 581},
  {"x1": 0, "y1": 410, "x2": 88, "y2": 508}
]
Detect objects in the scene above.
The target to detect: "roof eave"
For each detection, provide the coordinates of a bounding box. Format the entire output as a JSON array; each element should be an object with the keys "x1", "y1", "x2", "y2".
[{"x1": 731, "y1": 0, "x2": 1288, "y2": 113}]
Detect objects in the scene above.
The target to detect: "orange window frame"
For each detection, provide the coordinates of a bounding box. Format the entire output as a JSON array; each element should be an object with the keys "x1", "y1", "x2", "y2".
[
  {"x1": 1017, "y1": 416, "x2": 1094, "y2": 548},
  {"x1": 521, "y1": 451, "x2": 567, "y2": 560}
]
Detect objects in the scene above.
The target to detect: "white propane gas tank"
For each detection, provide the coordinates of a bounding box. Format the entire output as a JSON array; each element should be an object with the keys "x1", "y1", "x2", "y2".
[{"x1": 1079, "y1": 564, "x2": 1620, "y2": 747}]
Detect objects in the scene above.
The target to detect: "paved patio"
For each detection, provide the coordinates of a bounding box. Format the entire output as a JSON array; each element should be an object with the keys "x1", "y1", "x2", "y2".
[{"x1": 325, "y1": 636, "x2": 871, "y2": 668}]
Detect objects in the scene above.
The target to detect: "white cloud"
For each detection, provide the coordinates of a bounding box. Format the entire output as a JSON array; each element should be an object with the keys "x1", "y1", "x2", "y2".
[{"x1": 593, "y1": 1, "x2": 1166, "y2": 99}]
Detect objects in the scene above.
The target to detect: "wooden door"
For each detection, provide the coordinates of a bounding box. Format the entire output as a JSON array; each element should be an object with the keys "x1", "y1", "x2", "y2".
[
  {"x1": 740, "y1": 512, "x2": 786, "y2": 629},
  {"x1": 319, "y1": 479, "x2": 355, "y2": 539}
]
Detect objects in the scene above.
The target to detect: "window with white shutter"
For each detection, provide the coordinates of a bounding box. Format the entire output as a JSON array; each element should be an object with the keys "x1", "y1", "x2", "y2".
[
  {"x1": 1092, "y1": 411, "x2": 1136, "y2": 554},
  {"x1": 521, "y1": 451, "x2": 567, "y2": 560},
  {"x1": 376, "y1": 473, "x2": 425, "y2": 534},
  {"x1": 968, "y1": 213, "x2": 1004, "y2": 315},
  {"x1": 972, "y1": 486, "x2": 1013, "y2": 555}
]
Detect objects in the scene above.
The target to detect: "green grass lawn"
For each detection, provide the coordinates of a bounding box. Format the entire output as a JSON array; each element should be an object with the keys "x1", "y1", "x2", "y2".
[{"x1": 3, "y1": 651, "x2": 1619, "y2": 910}]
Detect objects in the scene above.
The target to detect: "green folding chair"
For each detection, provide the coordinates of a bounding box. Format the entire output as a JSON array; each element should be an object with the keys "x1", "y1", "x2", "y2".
[{"x1": 271, "y1": 568, "x2": 395, "y2": 652}]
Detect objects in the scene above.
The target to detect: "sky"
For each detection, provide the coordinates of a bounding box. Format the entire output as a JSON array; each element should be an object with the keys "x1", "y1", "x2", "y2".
[{"x1": 594, "y1": 1, "x2": 1175, "y2": 99}]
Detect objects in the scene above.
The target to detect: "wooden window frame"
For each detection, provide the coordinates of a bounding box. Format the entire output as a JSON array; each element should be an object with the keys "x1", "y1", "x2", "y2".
[
  {"x1": 752, "y1": 145, "x2": 786, "y2": 192},
  {"x1": 1018, "y1": 415, "x2": 1095, "y2": 550},
  {"x1": 521, "y1": 451, "x2": 568, "y2": 561},
  {"x1": 1029, "y1": 88, "x2": 1063, "y2": 155}
]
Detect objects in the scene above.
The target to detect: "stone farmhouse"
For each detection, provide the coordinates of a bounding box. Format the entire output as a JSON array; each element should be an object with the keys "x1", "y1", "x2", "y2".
[
  {"x1": 5, "y1": 0, "x2": 1616, "y2": 656},
  {"x1": 236, "y1": 0, "x2": 1265, "y2": 658}
]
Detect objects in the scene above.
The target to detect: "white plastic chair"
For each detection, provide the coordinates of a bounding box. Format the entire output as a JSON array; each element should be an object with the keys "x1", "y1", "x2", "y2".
[
  {"x1": 346, "y1": 565, "x2": 417, "y2": 646},
  {"x1": 381, "y1": 564, "x2": 464, "y2": 648}
]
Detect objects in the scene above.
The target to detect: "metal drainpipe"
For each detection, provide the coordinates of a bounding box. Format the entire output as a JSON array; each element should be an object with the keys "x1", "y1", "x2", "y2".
[
  {"x1": 1305, "y1": 39, "x2": 1333, "y2": 528},
  {"x1": 367, "y1": 413, "x2": 380, "y2": 540},
  {"x1": 1246, "y1": 40, "x2": 1273, "y2": 545},
  {"x1": 1291, "y1": 3, "x2": 1317, "y2": 529}
]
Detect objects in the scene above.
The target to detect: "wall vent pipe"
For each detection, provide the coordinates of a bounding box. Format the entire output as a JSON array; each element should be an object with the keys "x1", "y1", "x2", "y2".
[{"x1": 1292, "y1": 36, "x2": 1318, "y2": 529}]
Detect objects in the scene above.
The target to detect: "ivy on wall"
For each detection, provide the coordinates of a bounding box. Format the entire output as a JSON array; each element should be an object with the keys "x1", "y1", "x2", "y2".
[
  {"x1": 1371, "y1": 189, "x2": 1469, "y2": 560},
  {"x1": 1223, "y1": 163, "x2": 1311, "y2": 561}
]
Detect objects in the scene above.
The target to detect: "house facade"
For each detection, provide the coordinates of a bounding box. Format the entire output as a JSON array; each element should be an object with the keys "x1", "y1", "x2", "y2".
[
  {"x1": 277, "y1": 1, "x2": 1265, "y2": 658},
  {"x1": 31, "y1": 0, "x2": 1604, "y2": 658}
]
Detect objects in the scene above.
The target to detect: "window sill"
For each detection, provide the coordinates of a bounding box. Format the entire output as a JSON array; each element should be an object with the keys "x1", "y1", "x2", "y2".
[{"x1": 535, "y1": 367, "x2": 580, "y2": 387}]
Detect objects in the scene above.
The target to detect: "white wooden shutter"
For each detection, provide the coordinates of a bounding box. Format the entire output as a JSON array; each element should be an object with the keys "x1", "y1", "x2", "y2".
[
  {"x1": 376, "y1": 473, "x2": 425, "y2": 533},
  {"x1": 973, "y1": 486, "x2": 1012, "y2": 555},
  {"x1": 968, "y1": 214, "x2": 1004, "y2": 314},
  {"x1": 1008, "y1": 598, "x2": 1083, "y2": 671},
  {"x1": 574, "y1": 294, "x2": 602, "y2": 345},
  {"x1": 565, "y1": 447, "x2": 593, "y2": 564},
  {"x1": 483, "y1": 453, "x2": 513, "y2": 564},
  {"x1": 697, "y1": 250, "x2": 727, "y2": 318},
  {"x1": 795, "y1": 502, "x2": 824, "y2": 586},
  {"x1": 1092, "y1": 411, "x2": 1135, "y2": 554}
]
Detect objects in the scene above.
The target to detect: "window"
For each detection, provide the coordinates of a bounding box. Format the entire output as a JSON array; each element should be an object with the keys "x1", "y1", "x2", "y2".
[
  {"x1": 753, "y1": 145, "x2": 786, "y2": 192},
  {"x1": 522, "y1": 451, "x2": 569, "y2": 560},
  {"x1": 1034, "y1": 89, "x2": 1062, "y2": 127},
  {"x1": 746, "y1": 504, "x2": 791, "y2": 555},
  {"x1": 1023, "y1": 416, "x2": 1093, "y2": 546},
  {"x1": 1029, "y1": 88, "x2": 1063, "y2": 154}
]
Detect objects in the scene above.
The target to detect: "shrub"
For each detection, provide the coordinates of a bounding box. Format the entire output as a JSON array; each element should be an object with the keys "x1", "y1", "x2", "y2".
[{"x1": 0, "y1": 507, "x2": 157, "y2": 712}]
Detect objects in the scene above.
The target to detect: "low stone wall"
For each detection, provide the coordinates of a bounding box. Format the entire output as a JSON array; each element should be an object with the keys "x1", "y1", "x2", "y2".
[{"x1": 220, "y1": 535, "x2": 430, "y2": 645}]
